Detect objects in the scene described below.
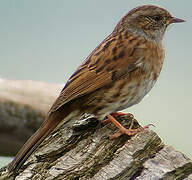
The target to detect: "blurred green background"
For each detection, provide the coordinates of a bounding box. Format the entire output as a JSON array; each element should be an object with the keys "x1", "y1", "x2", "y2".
[{"x1": 0, "y1": 0, "x2": 191, "y2": 167}]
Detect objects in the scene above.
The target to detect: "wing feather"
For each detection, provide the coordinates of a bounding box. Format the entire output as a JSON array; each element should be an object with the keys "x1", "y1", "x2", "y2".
[{"x1": 49, "y1": 33, "x2": 145, "y2": 113}]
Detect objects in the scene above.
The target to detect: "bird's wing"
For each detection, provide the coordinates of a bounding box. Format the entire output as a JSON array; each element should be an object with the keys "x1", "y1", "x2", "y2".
[{"x1": 49, "y1": 34, "x2": 145, "y2": 113}]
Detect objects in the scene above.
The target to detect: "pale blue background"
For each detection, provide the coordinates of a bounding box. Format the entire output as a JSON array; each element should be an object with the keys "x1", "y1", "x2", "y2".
[{"x1": 0, "y1": 0, "x2": 191, "y2": 167}]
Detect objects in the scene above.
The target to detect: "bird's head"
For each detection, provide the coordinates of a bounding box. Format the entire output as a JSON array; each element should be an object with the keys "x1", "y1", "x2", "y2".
[{"x1": 116, "y1": 5, "x2": 185, "y2": 41}]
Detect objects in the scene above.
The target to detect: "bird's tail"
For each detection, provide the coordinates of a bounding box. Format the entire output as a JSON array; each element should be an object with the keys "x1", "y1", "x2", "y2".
[{"x1": 8, "y1": 109, "x2": 71, "y2": 173}]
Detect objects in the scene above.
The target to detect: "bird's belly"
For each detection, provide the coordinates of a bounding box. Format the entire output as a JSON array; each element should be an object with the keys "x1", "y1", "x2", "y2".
[
  {"x1": 85, "y1": 74, "x2": 157, "y2": 119},
  {"x1": 117, "y1": 79, "x2": 156, "y2": 111},
  {"x1": 104, "y1": 75, "x2": 157, "y2": 113}
]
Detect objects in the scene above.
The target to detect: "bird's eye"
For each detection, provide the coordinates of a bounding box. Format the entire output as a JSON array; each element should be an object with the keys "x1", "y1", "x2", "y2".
[{"x1": 152, "y1": 15, "x2": 163, "y2": 21}]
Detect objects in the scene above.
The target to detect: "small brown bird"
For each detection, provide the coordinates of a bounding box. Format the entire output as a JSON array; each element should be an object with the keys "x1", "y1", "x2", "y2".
[{"x1": 8, "y1": 5, "x2": 185, "y2": 173}]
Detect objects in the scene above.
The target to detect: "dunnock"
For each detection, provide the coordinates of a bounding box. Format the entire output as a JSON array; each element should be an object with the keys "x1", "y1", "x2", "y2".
[{"x1": 8, "y1": 5, "x2": 185, "y2": 173}]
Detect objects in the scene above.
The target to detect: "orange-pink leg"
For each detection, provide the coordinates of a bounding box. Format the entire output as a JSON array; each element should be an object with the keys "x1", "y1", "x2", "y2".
[
  {"x1": 111, "y1": 112, "x2": 134, "y2": 118},
  {"x1": 103, "y1": 112, "x2": 133, "y2": 125},
  {"x1": 106, "y1": 114, "x2": 151, "y2": 139}
]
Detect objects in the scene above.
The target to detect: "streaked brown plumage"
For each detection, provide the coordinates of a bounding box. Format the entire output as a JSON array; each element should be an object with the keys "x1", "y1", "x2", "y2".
[{"x1": 8, "y1": 5, "x2": 185, "y2": 173}]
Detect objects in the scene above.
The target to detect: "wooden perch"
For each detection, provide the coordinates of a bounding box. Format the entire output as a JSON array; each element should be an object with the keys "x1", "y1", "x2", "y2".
[
  {"x1": 1, "y1": 116, "x2": 192, "y2": 179},
  {"x1": 0, "y1": 79, "x2": 192, "y2": 179}
]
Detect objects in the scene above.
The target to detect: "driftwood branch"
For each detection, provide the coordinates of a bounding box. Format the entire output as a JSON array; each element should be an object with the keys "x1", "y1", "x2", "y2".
[
  {"x1": 0, "y1": 79, "x2": 61, "y2": 155},
  {"x1": 0, "y1": 79, "x2": 192, "y2": 180}
]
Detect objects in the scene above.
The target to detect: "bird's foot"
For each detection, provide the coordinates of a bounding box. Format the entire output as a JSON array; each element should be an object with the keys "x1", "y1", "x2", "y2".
[{"x1": 106, "y1": 114, "x2": 152, "y2": 139}]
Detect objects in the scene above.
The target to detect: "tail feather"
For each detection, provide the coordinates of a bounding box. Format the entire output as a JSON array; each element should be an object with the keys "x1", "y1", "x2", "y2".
[{"x1": 8, "y1": 110, "x2": 69, "y2": 173}]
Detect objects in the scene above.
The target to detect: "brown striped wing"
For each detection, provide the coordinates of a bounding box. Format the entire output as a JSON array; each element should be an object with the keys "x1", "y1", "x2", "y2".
[{"x1": 49, "y1": 33, "x2": 145, "y2": 113}]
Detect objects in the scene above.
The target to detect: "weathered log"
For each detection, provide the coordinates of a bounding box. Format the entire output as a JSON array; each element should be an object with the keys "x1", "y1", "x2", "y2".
[
  {"x1": 0, "y1": 79, "x2": 61, "y2": 155},
  {"x1": 0, "y1": 100, "x2": 44, "y2": 156},
  {"x1": 0, "y1": 79, "x2": 192, "y2": 180},
  {"x1": 0, "y1": 115, "x2": 192, "y2": 179}
]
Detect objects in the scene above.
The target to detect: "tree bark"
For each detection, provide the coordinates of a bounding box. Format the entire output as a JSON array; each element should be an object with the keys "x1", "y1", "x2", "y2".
[{"x1": 0, "y1": 79, "x2": 192, "y2": 180}]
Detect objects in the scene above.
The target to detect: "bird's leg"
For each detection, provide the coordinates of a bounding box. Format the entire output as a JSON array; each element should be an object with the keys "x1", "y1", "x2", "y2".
[
  {"x1": 103, "y1": 112, "x2": 133, "y2": 125},
  {"x1": 106, "y1": 114, "x2": 151, "y2": 139},
  {"x1": 111, "y1": 112, "x2": 134, "y2": 118}
]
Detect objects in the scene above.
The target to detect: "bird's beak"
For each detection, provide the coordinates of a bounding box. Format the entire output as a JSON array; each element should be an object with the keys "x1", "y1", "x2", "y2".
[{"x1": 169, "y1": 17, "x2": 185, "y2": 24}]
